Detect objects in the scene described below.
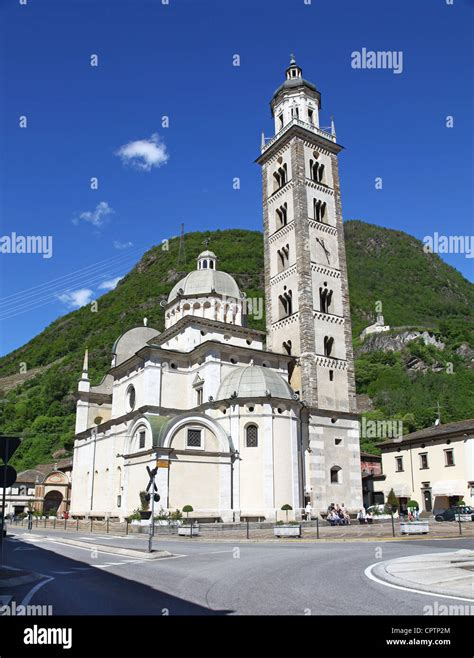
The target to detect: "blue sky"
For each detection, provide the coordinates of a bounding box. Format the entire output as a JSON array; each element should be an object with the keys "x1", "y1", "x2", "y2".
[{"x1": 0, "y1": 0, "x2": 472, "y2": 356}]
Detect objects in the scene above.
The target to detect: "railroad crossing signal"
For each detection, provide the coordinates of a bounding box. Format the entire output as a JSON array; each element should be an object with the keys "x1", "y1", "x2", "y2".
[
  {"x1": 145, "y1": 466, "x2": 160, "y2": 503},
  {"x1": 0, "y1": 465, "x2": 16, "y2": 488},
  {"x1": 0, "y1": 435, "x2": 21, "y2": 464}
]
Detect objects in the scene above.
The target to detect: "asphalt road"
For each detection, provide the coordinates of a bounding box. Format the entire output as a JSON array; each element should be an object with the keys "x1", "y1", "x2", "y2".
[{"x1": 1, "y1": 528, "x2": 472, "y2": 615}]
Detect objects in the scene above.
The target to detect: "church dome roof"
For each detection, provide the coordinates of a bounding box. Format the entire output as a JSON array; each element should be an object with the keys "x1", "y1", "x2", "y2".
[
  {"x1": 167, "y1": 251, "x2": 241, "y2": 304},
  {"x1": 217, "y1": 363, "x2": 295, "y2": 401},
  {"x1": 168, "y1": 270, "x2": 241, "y2": 303}
]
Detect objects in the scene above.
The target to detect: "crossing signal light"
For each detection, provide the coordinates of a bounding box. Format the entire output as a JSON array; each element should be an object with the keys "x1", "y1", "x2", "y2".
[{"x1": 154, "y1": 494, "x2": 160, "y2": 503}]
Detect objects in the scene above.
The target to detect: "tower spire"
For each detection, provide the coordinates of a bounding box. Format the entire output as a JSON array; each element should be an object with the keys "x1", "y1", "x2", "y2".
[{"x1": 81, "y1": 348, "x2": 89, "y2": 381}]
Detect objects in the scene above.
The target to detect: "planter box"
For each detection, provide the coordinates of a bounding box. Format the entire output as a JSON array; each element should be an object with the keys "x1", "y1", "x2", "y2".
[
  {"x1": 274, "y1": 525, "x2": 301, "y2": 538},
  {"x1": 400, "y1": 521, "x2": 429, "y2": 535},
  {"x1": 178, "y1": 525, "x2": 200, "y2": 537}
]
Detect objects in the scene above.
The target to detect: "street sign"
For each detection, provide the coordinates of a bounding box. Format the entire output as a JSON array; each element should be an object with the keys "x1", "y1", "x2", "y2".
[
  {"x1": 156, "y1": 460, "x2": 169, "y2": 469},
  {"x1": 146, "y1": 466, "x2": 158, "y2": 492},
  {"x1": 0, "y1": 436, "x2": 21, "y2": 464},
  {"x1": 0, "y1": 465, "x2": 16, "y2": 488}
]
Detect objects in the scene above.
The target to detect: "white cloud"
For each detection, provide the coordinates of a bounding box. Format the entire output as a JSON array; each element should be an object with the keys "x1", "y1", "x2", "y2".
[
  {"x1": 57, "y1": 288, "x2": 94, "y2": 308},
  {"x1": 113, "y1": 240, "x2": 133, "y2": 250},
  {"x1": 115, "y1": 133, "x2": 169, "y2": 171},
  {"x1": 73, "y1": 201, "x2": 114, "y2": 228},
  {"x1": 98, "y1": 276, "x2": 123, "y2": 291}
]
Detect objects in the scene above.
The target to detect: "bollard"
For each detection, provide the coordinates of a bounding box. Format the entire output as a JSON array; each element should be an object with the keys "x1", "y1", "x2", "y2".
[
  {"x1": 76, "y1": 518, "x2": 79, "y2": 532},
  {"x1": 316, "y1": 517, "x2": 319, "y2": 539},
  {"x1": 53, "y1": 518, "x2": 56, "y2": 529},
  {"x1": 190, "y1": 523, "x2": 193, "y2": 538},
  {"x1": 458, "y1": 513, "x2": 462, "y2": 536},
  {"x1": 44, "y1": 518, "x2": 46, "y2": 528},
  {"x1": 106, "y1": 517, "x2": 109, "y2": 534},
  {"x1": 246, "y1": 518, "x2": 249, "y2": 539},
  {"x1": 64, "y1": 518, "x2": 67, "y2": 530},
  {"x1": 90, "y1": 517, "x2": 93, "y2": 533},
  {"x1": 126, "y1": 520, "x2": 129, "y2": 536},
  {"x1": 391, "y1": 510, "x2": 395, "y2": 537}
]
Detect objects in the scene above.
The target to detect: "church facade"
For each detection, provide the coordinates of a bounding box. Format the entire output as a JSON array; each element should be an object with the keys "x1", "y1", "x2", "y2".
[{"x1": 70, "y1": 59, "x2": 363, "y2": 521}]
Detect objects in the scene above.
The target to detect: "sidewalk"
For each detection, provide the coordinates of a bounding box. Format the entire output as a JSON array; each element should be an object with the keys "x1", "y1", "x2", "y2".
[{"x1": 370, "y1": 549, "x2": 474, "y2": 599}]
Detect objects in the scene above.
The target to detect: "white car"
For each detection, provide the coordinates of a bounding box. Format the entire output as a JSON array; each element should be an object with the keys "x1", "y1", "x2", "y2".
[{"x1": 366, "y1": 504, "x2": 399, "y2": 520}]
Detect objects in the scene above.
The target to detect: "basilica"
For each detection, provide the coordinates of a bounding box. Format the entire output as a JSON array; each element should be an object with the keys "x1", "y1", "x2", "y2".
[{"x1": 70, "y1": 58, "x2": 363, "y2": 521}]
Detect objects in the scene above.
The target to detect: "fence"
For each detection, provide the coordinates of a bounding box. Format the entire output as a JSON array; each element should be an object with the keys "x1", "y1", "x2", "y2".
[{"x1": 10, "y1": 515, "x2": 472, "y2": 540}]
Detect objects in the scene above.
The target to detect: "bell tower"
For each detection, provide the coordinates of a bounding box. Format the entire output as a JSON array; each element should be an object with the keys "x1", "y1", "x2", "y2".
[{"x1": 257, "y1": 57, "x2": 357, "y2": 414}]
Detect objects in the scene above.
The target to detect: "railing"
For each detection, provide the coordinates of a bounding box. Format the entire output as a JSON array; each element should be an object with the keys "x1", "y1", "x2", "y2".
[{"x1": 262, "y1": 118, "x2": 336, "y2": 153}]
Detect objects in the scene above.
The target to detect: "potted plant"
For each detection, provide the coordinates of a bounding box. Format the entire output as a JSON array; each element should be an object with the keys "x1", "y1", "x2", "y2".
[
  {"x1": 139, "y1": 491, "x2": 151, "y2": 520},
  {"x1": 153, "y1": 508, "x2": 170, "y2": 526},
  {"x1": 274, "y1": 504, "x2": 301, "y2": 537},
  {"x1": 177, "y1": 507, "x2": 199, "y2": 537},
  {"x1": 400, "y1": 498, "x2": 429, "y2": 535},
  {"x1": 182, "y1": 505, "x2": 193, "y2": 523}
]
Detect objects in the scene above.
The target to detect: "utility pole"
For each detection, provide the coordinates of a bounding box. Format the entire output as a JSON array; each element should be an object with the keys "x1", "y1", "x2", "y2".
[
  {"x1": 177, "y1": 222, "x2": 186, "y2": 269},
  {"x1": 145, "y1": 465, "x2": 159, "y2": 553}
]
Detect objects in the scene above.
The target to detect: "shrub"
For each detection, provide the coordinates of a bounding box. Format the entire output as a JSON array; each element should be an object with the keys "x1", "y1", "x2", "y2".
[{"x1": 387, "y1": 488, "x2": 399, "y2": 512}]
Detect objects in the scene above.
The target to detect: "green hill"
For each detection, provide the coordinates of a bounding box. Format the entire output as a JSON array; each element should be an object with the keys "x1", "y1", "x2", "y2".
[{"x1": 1, "y1": 222, "x2": 473, "y2": 469}]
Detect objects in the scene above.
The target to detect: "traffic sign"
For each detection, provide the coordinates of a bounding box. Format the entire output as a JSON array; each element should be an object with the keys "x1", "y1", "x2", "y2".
[
  {"x1": 156, "y1": 460, "x2": 169, "y2": 469},
  {"x1": 146, "y1": 466, "x2": 158, "y2": 492},
  {"x1": 0, "y1": 465, "x2": 16, "y2": 488},
  {"x1": 0, "y1": 435, "x2": 21, "y2": 464}
]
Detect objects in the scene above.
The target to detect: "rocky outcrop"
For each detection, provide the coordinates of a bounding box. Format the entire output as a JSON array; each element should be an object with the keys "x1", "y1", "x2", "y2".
[
  {"x1": 456, "y1": 342, "x2": 474, "y2": 366},
  {"x1": 357, "y1": 330, "x2": 445, "y2": 354}
]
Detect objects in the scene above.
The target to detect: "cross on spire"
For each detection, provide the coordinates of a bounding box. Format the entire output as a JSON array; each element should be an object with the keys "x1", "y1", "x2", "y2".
[{"x1": 202, "y1": 237, "x2": 211, "y2": 248}]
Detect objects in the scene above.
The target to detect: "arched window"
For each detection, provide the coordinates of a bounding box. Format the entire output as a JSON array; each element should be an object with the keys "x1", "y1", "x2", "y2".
[
  {"x1": 126, "y1": 385, "x2": 136, "y2": 411},
  {"x1": 134, "y1": 427, "x2": 146, "y2": 450},
  {"x1": 324, "y1": 336, "x2": 334, "y2": 357},
  {"x1": 330, "y1": 466, "x2": 342, "y2": 484},
  {"x1": 246, "y1": 424, "x2": 258, "y2": 448},
  {"x1": 279, "y1": 287, "x2": 293, "y2": 318},
  {"x1": 319, "y1": 282, "x2": 333, "y2": 314}
]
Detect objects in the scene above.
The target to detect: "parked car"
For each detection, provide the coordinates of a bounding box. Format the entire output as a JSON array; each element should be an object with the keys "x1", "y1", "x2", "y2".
[
  {"x1": 435, "y1": 506, "x2": 474, "y2": 522},
  {"x1": 366, "y1": 504, "x2": 399, "y2": 520}
]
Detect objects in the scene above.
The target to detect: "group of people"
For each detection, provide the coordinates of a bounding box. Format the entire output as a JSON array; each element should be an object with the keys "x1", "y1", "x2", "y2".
[
  {"x1": 356, "y1": 508, "x2": 374, "y2": 524},
  {"x1": 326, "y1": 503, "x2": 351, "y2": 526}
]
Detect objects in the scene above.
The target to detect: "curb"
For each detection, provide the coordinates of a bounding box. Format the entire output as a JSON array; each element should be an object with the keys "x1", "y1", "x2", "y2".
[
  {"x1": 49, "y1": 536, "x2": 173, "y2": 559},
  {"x1": 370, "y1": 552, "x2": 474, "y2": 600}
]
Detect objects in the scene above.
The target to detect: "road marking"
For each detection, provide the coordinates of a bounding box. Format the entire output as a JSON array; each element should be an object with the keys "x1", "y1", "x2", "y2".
[
  {"x1": 20, "y1": 575, "x2": 55, "y2": 607},
  {"x1": 51, "y1": 571, "x2": 77, "y2": 575},
  {"x1": 364, "y1": 562, "x2": 474, "y2": 602},
  {"x1": 13, "y1": 547, "x2": 37, "y2": 551}
]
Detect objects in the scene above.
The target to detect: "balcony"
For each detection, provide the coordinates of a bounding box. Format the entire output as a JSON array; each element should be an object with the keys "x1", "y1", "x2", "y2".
[{"x1": 261, "y1": 118, "x2": 336, "y2": 154}]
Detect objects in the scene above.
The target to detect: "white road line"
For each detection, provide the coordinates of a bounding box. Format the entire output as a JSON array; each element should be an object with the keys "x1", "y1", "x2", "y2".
[
  {"x1": 20, "y1": 576, "x2": 55, "y2": 607},
  {"x1": 49, "y1": 539, "x2": 141, "y2": 559},
  {"x1": 51, "y1": 571, "x2": 77, "y2": 575},
  {"x1": 364, "y1": 562, "x2": 474, "y2": 603}
]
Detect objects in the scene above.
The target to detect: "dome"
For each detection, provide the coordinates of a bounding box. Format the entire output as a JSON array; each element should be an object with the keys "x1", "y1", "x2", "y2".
[
  {"x1": 167, "y1": 269, "x2": 241, "y2": 304},
  {"x1": 217, "y1": 364, "x2": 295, "y2": 401},
  {"x1": 272, "y1": 77, "x2": 318, "y2": 101},
  {"x1": 198, "y1": 250, "x2": 216, "y2": 260}
]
